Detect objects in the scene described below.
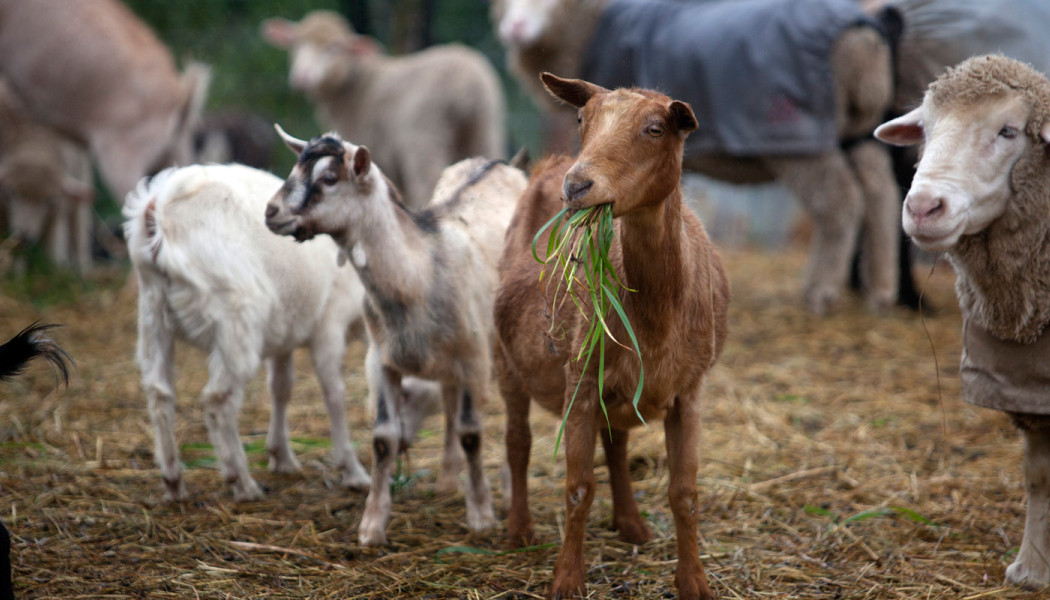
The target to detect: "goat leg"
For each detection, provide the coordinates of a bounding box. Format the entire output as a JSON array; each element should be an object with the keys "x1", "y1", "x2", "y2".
[
  {"x1": 549, "y1": 388, "x2": 598, "y2": 600},
  {"x1": 601, "y1": 427, "x2": 651, "y2": 544},
  {"x1": 664, "y1": 393, "x2": 714, "y2": 600},
  {"x1": 359, "y1": 362, "x2": 403, "y2": 546}
]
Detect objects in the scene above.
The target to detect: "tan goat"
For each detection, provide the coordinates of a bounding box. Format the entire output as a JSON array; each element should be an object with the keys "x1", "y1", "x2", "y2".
[{"x1": 494, "y1": 74, "x2": 730, "y2": 599}]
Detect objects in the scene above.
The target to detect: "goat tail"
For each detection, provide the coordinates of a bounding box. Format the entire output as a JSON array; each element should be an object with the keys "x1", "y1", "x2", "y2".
[
  {"x1": 123, "y1": 168, "x2": 180, "y2": 265},
  {"x1": 0, "y1": 322, "x2": 73, "y2": 384}
]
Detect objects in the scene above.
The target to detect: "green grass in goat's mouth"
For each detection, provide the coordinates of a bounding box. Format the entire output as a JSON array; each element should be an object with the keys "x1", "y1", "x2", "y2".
[{"x1": 531, "y1": 203, "x2": 645, "y2": 458}]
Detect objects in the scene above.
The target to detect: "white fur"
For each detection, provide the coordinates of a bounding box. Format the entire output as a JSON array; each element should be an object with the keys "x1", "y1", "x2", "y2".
[{"x1": 124, "y1": 163, "x2": 371, "y2": 502}]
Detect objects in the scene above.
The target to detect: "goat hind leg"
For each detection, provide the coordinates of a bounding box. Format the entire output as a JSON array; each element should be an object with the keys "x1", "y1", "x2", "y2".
[
  {"x1": 500, "y1": 362, "x2": 536, "y2": 547},
  {"x1": 435, "y1": 384, "x2": 466, "y2": 494},
  {"x1": 848, "y1": 141, "x2": 900, "y2": 311},
  {"x1": 138, "y1": 290, "x2": 185, "y2": 501},
  {"x1": 664, "y1": 392, "x2": 714, "y2": 600},
  {"x1": 1007, "y1": 424, "x2": 1050, "y2": 588},
  {"x1": 601, "y1": 427, "x2": 650, "y2": 544},
  {"x1": 266, "y1": 353, "x2": 301, "y2": 475},
  {"x1": 201, "y1": 365, "x2": 261, "y2": 502},
  {"x1": 449, "y1": 380, "x2": 494, "y2": 532}
]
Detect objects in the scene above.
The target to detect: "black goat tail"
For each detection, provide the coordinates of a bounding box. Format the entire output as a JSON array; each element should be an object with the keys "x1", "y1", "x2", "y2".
[{"x1": 0, "y1": 322, "x2": 73, "y2": 385}]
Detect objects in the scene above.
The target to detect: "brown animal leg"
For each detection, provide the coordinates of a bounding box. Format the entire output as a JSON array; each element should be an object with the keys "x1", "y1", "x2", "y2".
[
  {"x1": 550, "y1": 391, "x2": 598, "y2": 599},
  {"x1": 664, "y1": 395, "x2": 714, "y2": 600},
  {"x1": 600, "y1": 427, "x2": 651, "y2": 544},
  {"x1": 499, "y1": 359, "x2": 536, "y2": 547}
]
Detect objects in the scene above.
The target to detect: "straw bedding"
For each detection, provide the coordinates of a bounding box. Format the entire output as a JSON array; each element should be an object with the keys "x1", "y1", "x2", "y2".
[{"x1": 0, "y1": 245, "x2": 1039, "y2": 599}]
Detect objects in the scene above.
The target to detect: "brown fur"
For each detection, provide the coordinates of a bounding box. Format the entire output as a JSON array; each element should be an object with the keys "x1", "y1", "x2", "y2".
[{"x1": 494, "y1": 75, "x2": 729, "y2": 600}]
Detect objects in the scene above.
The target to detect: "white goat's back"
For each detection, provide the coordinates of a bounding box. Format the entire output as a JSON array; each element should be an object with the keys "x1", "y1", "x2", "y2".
[{"x1": 124, "y1": 164, "x2": 360, "y2": 358}]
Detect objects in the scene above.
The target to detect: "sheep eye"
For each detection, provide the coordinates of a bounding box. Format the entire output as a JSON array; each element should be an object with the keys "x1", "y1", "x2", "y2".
[
  {"x1": 647, "y1": 124, "x2": 664, "y2": 137},
  {"x1": 999, "y1": 125, "x2": 1019, "y2": 139}
]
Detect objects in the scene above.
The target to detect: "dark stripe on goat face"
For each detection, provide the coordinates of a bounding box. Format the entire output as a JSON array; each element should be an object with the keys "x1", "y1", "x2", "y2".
[{"x1": 298, "y1": 135, "x2": 345, "y2": 166}]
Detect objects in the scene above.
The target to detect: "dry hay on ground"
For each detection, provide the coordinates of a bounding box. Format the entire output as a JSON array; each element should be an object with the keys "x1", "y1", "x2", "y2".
[{"x1": 0, "y1": 246, "x2": 1042, "y2": 599}]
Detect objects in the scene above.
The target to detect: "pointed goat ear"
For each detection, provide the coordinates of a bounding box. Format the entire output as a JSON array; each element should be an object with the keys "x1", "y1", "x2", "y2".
[
  {"x1": 261, "y1": 18, "x2": 298, "y2": 48},
  {"x1": 670, "y1": 100, "x2": 698, "y2": 134},
  {"x1": 875, "y1": 107, "x2": 925, "y2": 147},
  {"x1": 352, "y1": 146, "x2": 371, "y2": 177},
  {"x1": 540, "y1": 72, "x2": 609, "y2": 108},
  {"x1": 274, "y1": 123, "x2": 307, "y2": 155}
]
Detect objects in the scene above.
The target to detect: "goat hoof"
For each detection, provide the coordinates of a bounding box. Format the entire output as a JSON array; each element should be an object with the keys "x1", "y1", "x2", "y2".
[
  {"x1": 339, "y1": 469, "x2": 372, "y2": 492},
  {"x1": 358, "y1": 522, "x2": 388, "y2": 547},
  {"x1": 804, "y1": 287, "x2": 838, "y2": 316},
  {"x1": 1006, "y1": 559, "x2": 1050, "y2": 590},
  {"x1": 162, "y1": 477, "x2": 188, "y2": 502},
  {"x1": 268, "y1": 453, "x2": 302, "y2": 475},
  {"x1": 435, "y1": 472, "x2": 460, "y2": 494},
  {"x1": 615, "y1": 520, "x2": 651, "y2": 545},
  {"x1": 231, "y1": 480, "x2": 264, "y2": 502},
  {"x1": 549, "y1": 574, "x2": 585, "y2": 599},
  {"x1": 466, "y1": 506, "x2": 496, "y2": 532}
]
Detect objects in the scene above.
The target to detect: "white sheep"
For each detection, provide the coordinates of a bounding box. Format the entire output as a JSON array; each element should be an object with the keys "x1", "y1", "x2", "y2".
[
  {"x1": 262, "y1": 10, "x2": 506, "y2": 209},
  {"x1": 0, "y1": 80, "x2": 94, "y2": 273},
  {"x1": 875, "y1": 54, "x2": 1050, "y2": 589},
  {"x1": 492, "y1": 0, "x2": 902, "y2": 315},
  {"x1": 0, "y1": 0, "x2": 210, "y2": 201},
  {"x1": 124, "y1": 163, "x2": 373, "y2": 502},
  {"x1": 265, "y1": 127, "x2": 527, "y2": 546}
]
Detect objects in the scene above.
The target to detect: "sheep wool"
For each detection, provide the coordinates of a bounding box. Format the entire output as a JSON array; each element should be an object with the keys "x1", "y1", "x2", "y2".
[{"x1": 936, "y1": 57, "x2": 1050, "y2": 413}]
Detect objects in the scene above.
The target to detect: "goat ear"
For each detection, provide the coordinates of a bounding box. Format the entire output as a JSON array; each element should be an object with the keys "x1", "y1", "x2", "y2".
[
  {"x1": 1040, "y1": 120, "x2": 1050, "y2": 146},
  {"x1": 540, "y1": 72, "x2": 608, "y2": 108},
  {"x1": 261, "y1": 18, "x2": 297, "y2": 48},
  {"x1": 874, "y1": 107, "x2": 925, "y2": 147},
  {"x1": 274, "y1": 123, "x2": 308, "y2": 155},
  {"x1": 669, "y1": 100, "x2": 698, "y2": 134},
  {"x1": 352, "y1": 146, "x2": 372, "y2": 177}
]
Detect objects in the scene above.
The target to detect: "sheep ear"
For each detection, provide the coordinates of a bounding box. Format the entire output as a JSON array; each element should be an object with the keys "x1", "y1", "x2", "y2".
[
  {"x1": 352, "y1": 146, "x2": 371, "y2": 177},
  {"x1": 261, "y1": 18, "x2": 297, "y2": 48},
  {"x1": 670, "y1": 100, "x2": 698, "y2": 134},
  {"x1": 344, "y1": 35, "x2": 381, "y2": 56},
  {"x1": 541, "y1": 72, "x2": 608, "y2": 108},
  {"x1": 874, "y1": 107, "x2": 925, "y2": 147},
  {"x1": 274, "y1": 123, "x2": 307, "y2": 155}
]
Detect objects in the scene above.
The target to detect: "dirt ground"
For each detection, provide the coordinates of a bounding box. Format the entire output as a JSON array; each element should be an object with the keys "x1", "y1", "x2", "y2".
[{"x1": 0, "y1": 244, "x2": 1044, "y2": 599}]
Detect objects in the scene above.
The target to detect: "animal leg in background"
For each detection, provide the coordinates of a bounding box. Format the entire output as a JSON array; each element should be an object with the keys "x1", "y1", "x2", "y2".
[
  {"x1": 265, "y1": 352, "x2": 301, "y2": 474},
  {"x1": 600, "y1": 427, "x2": 651, "y2": 544},
  {"x1": 847, "y1": 140, "x2": 901, "y2": 310},
  {"x1": 766, "y1": 152, "x2": 864, "y2": 315}
]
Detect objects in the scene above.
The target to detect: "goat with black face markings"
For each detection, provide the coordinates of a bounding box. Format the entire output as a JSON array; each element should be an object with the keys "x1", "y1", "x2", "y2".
[{"x1": 265, "y1": 126, "x2": 527, "y2": 545}]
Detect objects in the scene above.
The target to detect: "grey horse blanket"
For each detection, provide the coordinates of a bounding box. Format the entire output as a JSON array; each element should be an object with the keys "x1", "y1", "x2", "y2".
[
  {"x1": 961, "y1": 319, "x2": 1050, "y2": 415},
  {"x1": 582, "y1": 0, "x2": 879, "y2": 157}
]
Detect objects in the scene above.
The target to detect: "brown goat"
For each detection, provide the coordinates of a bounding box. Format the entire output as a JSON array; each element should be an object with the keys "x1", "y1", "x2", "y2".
[{"x1": 494, "y1": 74, "x2": 730, "y2": 599}]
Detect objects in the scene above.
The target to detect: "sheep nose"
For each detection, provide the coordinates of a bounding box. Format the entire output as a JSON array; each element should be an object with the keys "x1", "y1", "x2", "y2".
[
  {"x1": 905, "y1": 192, "x2": 945, "y2": 221},
  {"x1": 265, "y1": 203, "x2": 279, "y2": 219},
  {"x1": 563, "y1": 178, "x2": 593, "y2": 203}
]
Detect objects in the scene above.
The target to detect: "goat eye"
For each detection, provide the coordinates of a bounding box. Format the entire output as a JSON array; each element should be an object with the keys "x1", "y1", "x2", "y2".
[
  {"x1": 576, "y1": 110, "x2": 583, "y2": 125},
  {"x1": 999, "y1": 125, "x2": 1019, "y2": 139},
  {"x1": 647, "y1": 124, "x2": 664, "y2": 137},
  {"x1": 320, "y1": 172, "x2": 338, "y2": 186}
]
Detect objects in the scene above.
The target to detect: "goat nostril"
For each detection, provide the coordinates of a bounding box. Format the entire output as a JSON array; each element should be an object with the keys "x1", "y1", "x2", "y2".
[
  {"x1": 265, "y1": 204, "x2": 278, "y2": 219},
  {"x1": 565, "y1": 179, "x2": 593, "y2": 202}
]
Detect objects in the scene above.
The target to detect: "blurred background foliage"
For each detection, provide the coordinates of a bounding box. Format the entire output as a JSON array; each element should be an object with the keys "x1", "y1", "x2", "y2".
[{"x1": 123, "y1": 0, "x2": 543, "y2": 176}]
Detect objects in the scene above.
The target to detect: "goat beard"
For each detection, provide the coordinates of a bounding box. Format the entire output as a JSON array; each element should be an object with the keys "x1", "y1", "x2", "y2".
[{"x1": 292, "y1": 222, "x2": 317, "y2": 243}]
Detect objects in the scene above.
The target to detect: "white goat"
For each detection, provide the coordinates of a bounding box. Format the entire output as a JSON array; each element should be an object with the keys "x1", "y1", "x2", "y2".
[
  {"x1": 124, "y1": 163, "x2": 371, "y2": 502},
  {"x1": 265, "y1": 127, "x2": 527, "y2": 546},
  {"x1": 0, "y1": 0, "x2": 209, "y2": 201},
  {"x1": 262, "y1": 10, "x2": 506, "y2": 209},
  {"x1": 876, "y1": 55, "x2": 1050, "y2": 589}
]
